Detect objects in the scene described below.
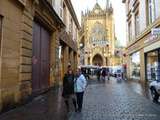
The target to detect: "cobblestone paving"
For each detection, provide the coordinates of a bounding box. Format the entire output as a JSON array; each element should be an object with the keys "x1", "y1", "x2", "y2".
[
  {"x1": 69, "y1": 78, "x2": 160, "y2": 120},
  {"x1": 0, "y1": 88, "x2": 67, "y2": 120}
]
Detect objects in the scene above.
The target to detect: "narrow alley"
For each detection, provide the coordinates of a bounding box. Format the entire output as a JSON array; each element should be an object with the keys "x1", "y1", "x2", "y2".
[{"x1": 0, "y1": 77, "x2": 160, "y2": 120}]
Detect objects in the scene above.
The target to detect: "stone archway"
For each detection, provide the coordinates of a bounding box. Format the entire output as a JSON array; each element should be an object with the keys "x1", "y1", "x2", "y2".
[{"x1": 92, "y1": 54, "x2": 103, "y2": 66}]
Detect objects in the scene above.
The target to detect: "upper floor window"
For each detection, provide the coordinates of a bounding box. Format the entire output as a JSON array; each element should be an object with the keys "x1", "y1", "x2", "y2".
[
  {"x1": 60, "y1": 0, "x2": 63, "y2": 18},
  {"x1": 52, "y1": 0, "x2": 55, "y2": 7},
  {"x1": 127, "y1": 0, "x2": 133, "y2": 12},
  {"x1": 69, "y1": 18, "x2": 73, "y2": 33},
  {"x1": 127, "y1": 0, "x2": 131, "y2": 12},
  {"x1": 128, "y1": 21, "x2": 132, "y2": 42},
  {"x1": 135, "y1": 11, "x2": 140, "y2": 36},
  {"x1": 147, "y1": 0, "x2": 156, "y2": 24},
  {"x1": 154, "y1": 0, "x2": 160, "y2": 19},
  {"x1": 63, "y1": 2, "x2": 67, "y2": 25}
]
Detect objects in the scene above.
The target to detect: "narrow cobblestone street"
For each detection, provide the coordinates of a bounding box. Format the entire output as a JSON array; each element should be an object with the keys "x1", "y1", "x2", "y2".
[
  {"x1": 1, "y1": 0, "x2": 160, "y2": 119},
  {"x1": 69, "y1": 77, "x2": 160, "y2": 120},
  {"x1": 0, "y1": 77, "x2": 160, "y2": 120}
]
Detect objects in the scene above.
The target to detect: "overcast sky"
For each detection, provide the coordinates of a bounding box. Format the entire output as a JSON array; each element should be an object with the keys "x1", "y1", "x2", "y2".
[{"x1": 71, "y1": 0, "x2": 127, "y2": 46}]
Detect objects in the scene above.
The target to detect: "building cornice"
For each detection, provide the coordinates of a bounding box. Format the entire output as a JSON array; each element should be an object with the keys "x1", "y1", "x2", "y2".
[
  {"x1": 126, "y1": 18, "x2": 160, "y2": 49},
  {"x1": 65, "y1": 0, "x2": 80, "y2": 30},
  {"x1": 41, "y1": 0, "x2": 65, "y2": 28}
]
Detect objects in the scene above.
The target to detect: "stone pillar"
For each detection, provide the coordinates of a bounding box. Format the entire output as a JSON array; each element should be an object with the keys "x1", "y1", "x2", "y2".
[
  {"x1": 74, "y1": 52, "x2": 78, "y2": 73},
  {"x1": 19, "y1": 3, "x2": 34, "y2": 103},
  {"x1": 70, "y1": 50, "x2": 74, "y2": 70},
  {"x1": 60, "y1": 46, "x2": 65, "y2": 82},
  {"x1": 126, "y1": 55, "x2": 130, "y2": 80},
  {"x1": 49, "y1": 31, "x2": 57, "y2": 87},
  {"x1": 64, "y1": 46, "x2": 69, "y2": 74},
  {"x1": 84, "y1": 54, "x2": 88, "y2": 65},
  {"x1": 140, "y1": 49, "x2": 145, "y2": 82},
  {"x1": 90, "y1": 56, "x2": 92, "y2": 65},
  {"x1": 103, "y1": 56, "x2": 106, "y2": 66}
]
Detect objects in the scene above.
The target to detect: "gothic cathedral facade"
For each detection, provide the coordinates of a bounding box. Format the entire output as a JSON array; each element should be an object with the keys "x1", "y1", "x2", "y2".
[{"x1": 79, "y1": 1, "x2": 116, "y2": 66}]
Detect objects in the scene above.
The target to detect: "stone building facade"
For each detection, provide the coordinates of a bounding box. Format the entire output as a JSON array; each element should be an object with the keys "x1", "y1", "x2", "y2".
[
  {"x1": 79, "y1": 1, "x2": 116, "y2": 66},
  {"x1": 59, "y1": 0, "x2": 80, "y2": 79},
  {"x1": 0, "y1": 0, "x2": 79, "y2": 112},
  {"x1": 123, "y1": 0, "x2": 160, "y2": 82}
]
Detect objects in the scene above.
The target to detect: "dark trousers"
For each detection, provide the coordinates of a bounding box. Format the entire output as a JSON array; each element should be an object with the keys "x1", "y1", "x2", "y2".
[
  {"x1": 76, "y1": 92, "x2": 84, "y2": 111},
  {"x1": 64, "y1": 94, "x2": 77, "y2": 112}
]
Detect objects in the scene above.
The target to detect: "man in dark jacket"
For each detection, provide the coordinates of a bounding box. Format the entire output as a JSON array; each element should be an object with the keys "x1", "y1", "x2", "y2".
[
  {"x1": 97, "y1": 68, "x2": 101, "y2": 81},
  {"x1": 62, "y1": 66, "x2": 77, "y2": 112}
]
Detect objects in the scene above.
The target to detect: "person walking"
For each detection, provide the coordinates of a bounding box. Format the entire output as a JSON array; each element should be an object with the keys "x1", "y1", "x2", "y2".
[
  {"x1": 62, "y1": 66, "x2": 77, "y2": 112},
  {"x1": 101, "y1": 69, "x2": 106, "y2": 82},
  {"x1": 97, "y1": 68, "x2": 101, "y2": 81},
  {"x1": 74, "y1": 68, "x2": 87, "y2": 112},
  {"x1": 107, "y1": 70, "x2": 110, "y2": 81}
]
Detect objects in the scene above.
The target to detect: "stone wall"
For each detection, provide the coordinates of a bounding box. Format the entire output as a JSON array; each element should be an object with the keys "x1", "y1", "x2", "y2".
[
  {"x1": 0, "y1": 0, "x2": 24, "y2": 110},
  {"x1": 0, "y1": 0, "x2": 62, "y2": 111}
]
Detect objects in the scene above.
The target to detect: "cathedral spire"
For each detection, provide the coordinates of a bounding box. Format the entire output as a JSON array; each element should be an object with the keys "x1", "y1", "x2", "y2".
[{"x1": 106, "y1": 0, "x2": 109, "y2": 9}]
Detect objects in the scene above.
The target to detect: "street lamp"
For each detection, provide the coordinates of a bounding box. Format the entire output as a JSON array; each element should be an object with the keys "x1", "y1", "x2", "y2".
[{"x1": 79, "y1": 43, "x2": 83, "y2": 48}]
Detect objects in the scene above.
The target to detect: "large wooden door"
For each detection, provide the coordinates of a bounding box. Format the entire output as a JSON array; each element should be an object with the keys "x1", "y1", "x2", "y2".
[{"x1": 32, "y1": 22, "x2": 50, "y2": 93}]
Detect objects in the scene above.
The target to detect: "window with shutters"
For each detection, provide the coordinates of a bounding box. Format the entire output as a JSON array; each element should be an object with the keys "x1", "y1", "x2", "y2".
[
  {"x1": 135, "y1": 11, "x2": 140, "y2": 36},
  {"x1": 52, "y1": 0, "x2": 55, "y2": 6},
  {"x1": 128, "y1": 21, "x2": 132, "y2": 42},
  {"x1": 146, "y1": 0, "x2": 156, "y2": 25}
]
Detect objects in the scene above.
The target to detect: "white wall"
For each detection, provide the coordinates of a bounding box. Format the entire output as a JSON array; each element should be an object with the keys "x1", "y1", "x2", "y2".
[
  {"x1": 139, "y1": 0, "x2": 147, "y2": 33},
  {"x1": 155, "y1": 0, "x2": 160, "y2": 19}
]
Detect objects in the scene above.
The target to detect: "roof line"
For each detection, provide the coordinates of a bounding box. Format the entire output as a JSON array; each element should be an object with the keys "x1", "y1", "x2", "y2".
[{"x1": 65, "y1": 0, "x2": 81, "y2": 30}]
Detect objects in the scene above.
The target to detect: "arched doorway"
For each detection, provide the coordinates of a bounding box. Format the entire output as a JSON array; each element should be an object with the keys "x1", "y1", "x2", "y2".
[{"x1": 92, "y1": 54, "x2": 103, "y2": 66}]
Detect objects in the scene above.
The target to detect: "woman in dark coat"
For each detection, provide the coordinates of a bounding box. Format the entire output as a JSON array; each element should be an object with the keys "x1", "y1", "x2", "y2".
[{"x1": 62, "y1": 67, "x2": 77, "y2": 112}]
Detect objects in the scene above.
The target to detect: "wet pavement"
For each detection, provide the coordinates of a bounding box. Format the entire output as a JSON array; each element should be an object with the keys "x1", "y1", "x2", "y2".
[
  {"x1": 69, "y1": 77, "x2": 160, "y2": 120},
  {"x1": 0, "y1": 77, "x2": 160, "y2": 120},
  {"x1": 0, "y1": 87, "x2": 68, "y2": 120}
]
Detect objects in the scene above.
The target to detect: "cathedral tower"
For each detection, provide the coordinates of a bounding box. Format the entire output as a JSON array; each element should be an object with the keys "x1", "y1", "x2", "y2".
[{"x1": 80, "y1": 1, "x2": 116, "y2": 66}]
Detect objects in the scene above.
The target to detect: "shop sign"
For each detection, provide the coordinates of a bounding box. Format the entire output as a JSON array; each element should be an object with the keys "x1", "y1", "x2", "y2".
[
  {"x1": 144, "y1": 34, "x2": 159, "y2": 44},
  {"x1": 152, "y1": 28, "x2": 160, "y2": 36}
]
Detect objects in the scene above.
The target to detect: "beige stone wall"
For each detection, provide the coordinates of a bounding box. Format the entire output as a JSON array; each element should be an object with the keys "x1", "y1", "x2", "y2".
[
  {"x1": 126, "y1": 55, "x2": 130, "y2": 79},
  {"x1": 140, "y1": 48, "x2": 145, "y2": 82},
  {"x1": 123, "y1": 0, "x2": 160, "y2": 82},
  {"x1": 0, "y1": 0, "x2": 61, "y2": 111},
  {"x1": 60, "y1": 44, "x2": 78, "y2": 82},
  {"x1": 19, "y1": 0, "x2": 34, "y2": 102},
  {"x1": 0, "y1": 0, "x2": 24, "y2": 109},
  {"x1": 50, "y1": 31, "x2": 57, "y2": 87}
]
